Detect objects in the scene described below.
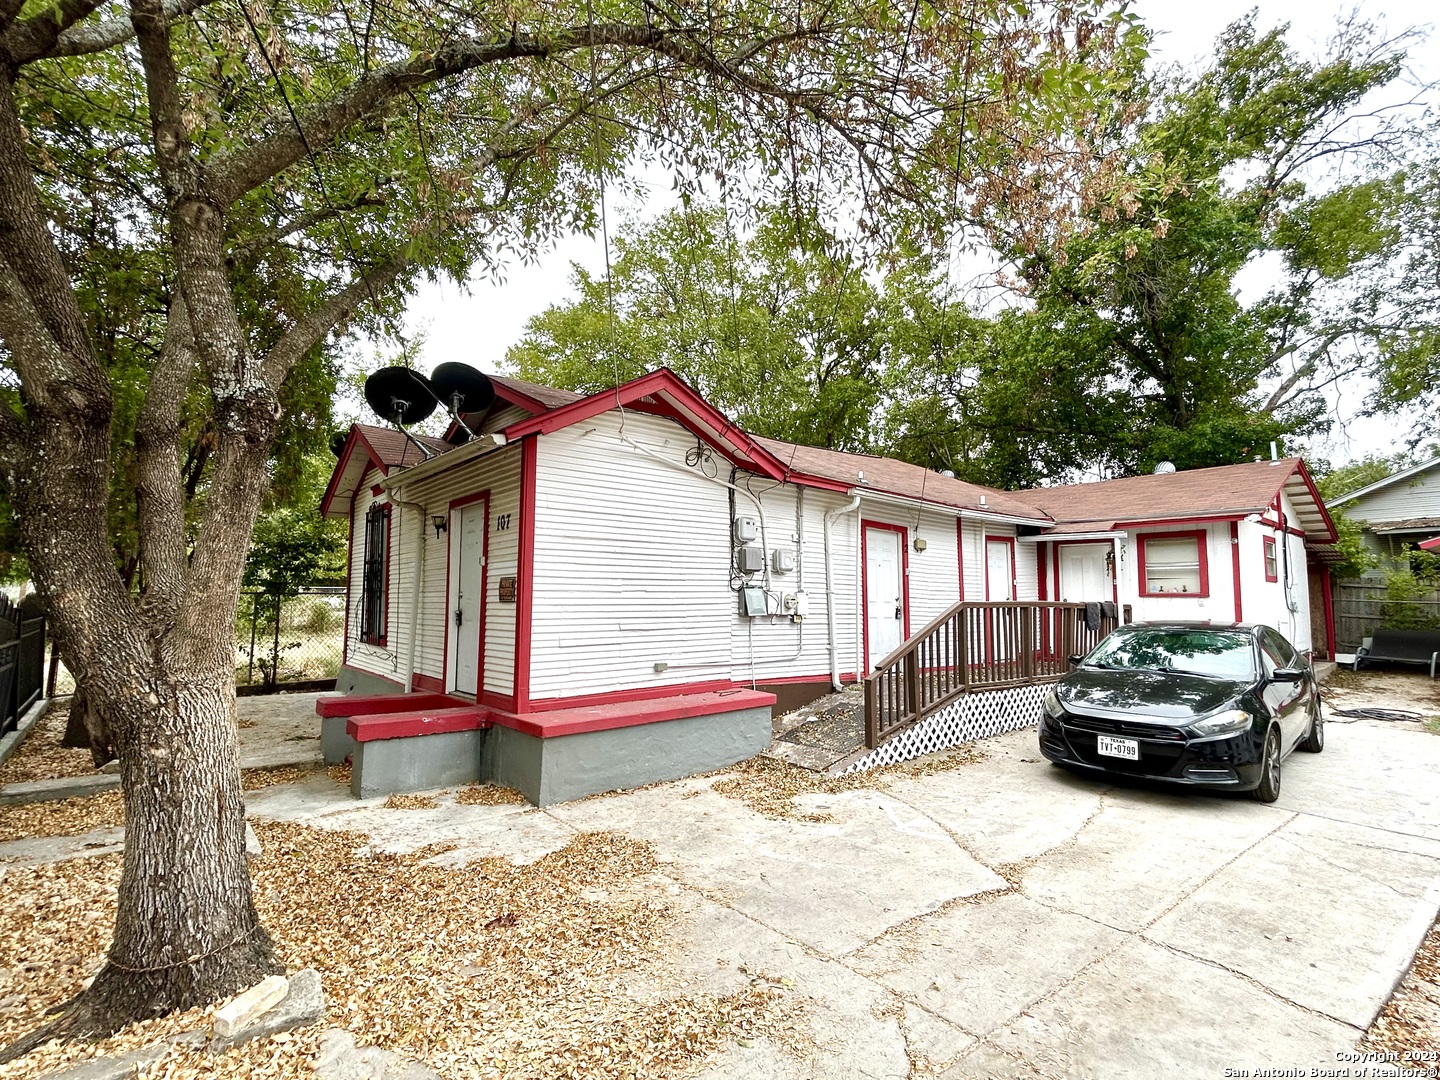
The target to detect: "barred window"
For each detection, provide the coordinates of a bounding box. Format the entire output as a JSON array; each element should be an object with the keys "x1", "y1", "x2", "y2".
[{"x1": 360, "y1": 503, "x2": 389, "y2": 644}]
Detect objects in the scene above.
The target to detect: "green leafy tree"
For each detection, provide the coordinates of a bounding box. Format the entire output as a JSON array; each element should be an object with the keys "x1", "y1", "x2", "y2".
[
  {"x1": 888, "y1": 15, "x2": 1433, "y2": 483},
  {"x1": 508, "y1": 205, "x2": 886, "y2": 450},
  {"x1": 0, "y1": 0, "x2": 1146, "y2": 1043}
]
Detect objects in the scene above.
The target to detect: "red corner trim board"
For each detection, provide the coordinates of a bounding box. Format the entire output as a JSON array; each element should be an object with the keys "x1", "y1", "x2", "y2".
[{"x1": 334, "y1": 688, "x2": 778, "y2": 743}]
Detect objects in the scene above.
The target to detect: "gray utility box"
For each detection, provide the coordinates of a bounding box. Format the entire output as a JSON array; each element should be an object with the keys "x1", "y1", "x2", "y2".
[{"x1": 737, "y1": 545, "x2": 765, "y2": 573}]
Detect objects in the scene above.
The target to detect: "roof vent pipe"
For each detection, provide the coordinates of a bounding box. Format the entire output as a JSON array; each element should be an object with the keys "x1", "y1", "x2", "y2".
[
  {"x1": 1152, "y1": 461, "x2": 1176, "y2": 475},
  {"x1": 1270, "y1": 441, "x2": 1280, "y2": 464}
]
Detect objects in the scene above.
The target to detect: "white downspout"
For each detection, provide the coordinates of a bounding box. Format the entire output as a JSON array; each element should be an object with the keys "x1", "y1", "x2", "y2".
[
  {"x1": 824, "y1": 495, "x2": 862, "y2": 691},
  {"x1": 389, "y1": 489, "x2": 426, "y2": 694}
]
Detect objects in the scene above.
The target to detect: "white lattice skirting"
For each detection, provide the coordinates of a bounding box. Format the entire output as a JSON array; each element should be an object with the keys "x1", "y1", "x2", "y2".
[{"x1": 842, "y1": 682, "x2": 1048, "y2": 774}]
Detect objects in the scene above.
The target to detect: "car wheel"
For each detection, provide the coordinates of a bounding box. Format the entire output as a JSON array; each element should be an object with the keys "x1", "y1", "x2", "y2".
[
  {"x1": 1300, "y1": 696, "x2": 1324, "y2": 753},
  {"x1": 1251, "y1": 726, "x2": 1282, "y2": 803}
]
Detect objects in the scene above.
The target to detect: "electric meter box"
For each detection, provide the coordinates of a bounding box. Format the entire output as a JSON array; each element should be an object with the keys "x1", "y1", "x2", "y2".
[
  {"x1": 771, "y1": 548, "x2": 796, "y2": 573},
  {"x1": 739, "y1": 586, "x2": 767, "y2": 617},
  {"x1": 733, "y1": 516, "x2": 759, "y2": 543},
  {"x1": 737, "y1": 545, "x2": 765, "y2": 573}
]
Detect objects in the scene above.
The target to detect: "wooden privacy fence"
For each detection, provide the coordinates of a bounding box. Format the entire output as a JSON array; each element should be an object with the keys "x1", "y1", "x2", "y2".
[
  {"x1": 1333, "y1": 583, "x2": 1440, "y2": 652},
  {"x1": 0, "y1": 594, "x2": 46, "y2": 738},
  {"x1": 864, "y1": 600, "x2": 1130, "y2": 749}
]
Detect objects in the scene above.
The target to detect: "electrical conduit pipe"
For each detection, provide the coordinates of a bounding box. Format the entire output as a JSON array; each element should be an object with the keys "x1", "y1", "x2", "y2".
[{"x1": 824, "y1": 495, "x2": 862, "y2": 691}]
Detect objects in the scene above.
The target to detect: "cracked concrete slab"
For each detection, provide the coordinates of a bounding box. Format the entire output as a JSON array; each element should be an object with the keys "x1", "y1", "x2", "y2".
[
  {"x1": 884, "y1": 744, "x2": 1109, "y2": 868},
  {"x1": 848, "y1": 893, "x2": 1127, "y2": 1036},
  {"x1": 979, "y1": 937, "x2": 1359, "y2": 1079},
  {"x1": 663, "y1": 887, "x2": 914, "y2": 1080},
  {"x1": 545, "y1": 782, "x2": 1006, "y2": 957},
  {"x1": 246, "y1": 780, "x2": 575, "y2": 866},
  {"x1": 1016, "y1": 793, "x2": 1287, "y2": 932},
  {"x1": 1275, "y1": 718, "x2": 1440, "y2": 838},
  {"x1": 1145, "y1": 813, "x2": 1440, "y2": 1028}
]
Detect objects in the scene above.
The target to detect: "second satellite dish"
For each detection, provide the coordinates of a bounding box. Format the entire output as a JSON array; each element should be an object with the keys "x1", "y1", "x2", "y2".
[
  {"x1": 430, "y1": 362, "x2": 494, "y2": 417},
  {"x1": 363, "y1": 367, "x2": 438, "y2": 427}
]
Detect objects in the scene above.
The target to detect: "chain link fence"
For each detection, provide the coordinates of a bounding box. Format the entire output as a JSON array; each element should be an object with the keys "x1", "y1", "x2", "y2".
[{"x1": 237, "y1": 586, "x2": 345, "y2": 692}]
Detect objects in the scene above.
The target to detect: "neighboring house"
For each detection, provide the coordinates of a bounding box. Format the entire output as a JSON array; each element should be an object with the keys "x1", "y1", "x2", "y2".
[
  {"x1": 1326, "y1": 457, "x2": 1440, "y2": 577},
  {"x1": 317, "y1": 368, "x2": 1338, "y2": 802}
]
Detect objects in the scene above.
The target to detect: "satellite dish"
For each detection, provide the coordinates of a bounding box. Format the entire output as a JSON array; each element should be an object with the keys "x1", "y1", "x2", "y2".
[
  {"x1": 364, "y1": 367, "x2": 438, "y2": 427},
  {"x1": 430, "y1": 362, "x2": 495, "y2": 417},
  {"x1": 1153, "y1": 461, "x2": 1177, "y2": 475},
  {"x1": 329, "y1": 431, "x2": 348, "y2": 458}
]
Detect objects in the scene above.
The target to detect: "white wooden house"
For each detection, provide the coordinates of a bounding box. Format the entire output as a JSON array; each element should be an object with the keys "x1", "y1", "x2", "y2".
[
  {"x1": 1327, "y1": 457, "x2": 1440, "y2": 576},
  {"x1": 317, "y1": 368, "x2": 1338, "y2": 801}
]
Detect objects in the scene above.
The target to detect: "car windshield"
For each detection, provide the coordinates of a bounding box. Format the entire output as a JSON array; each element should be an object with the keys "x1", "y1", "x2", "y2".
[{"x1": 1084, "y1": 628, "x2": 1256, "y2": 681}]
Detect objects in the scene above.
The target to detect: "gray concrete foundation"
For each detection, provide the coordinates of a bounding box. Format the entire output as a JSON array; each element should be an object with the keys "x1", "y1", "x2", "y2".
[
  {"x1": 334, "y1": 664, "x2": 407, "y2": 697},
  {"x1": 351, "y1": 729, "x2": 485, "y2": 799},
  {"x1": 321, "y1": 715, "x2": 357, "y2": 766},
  {"x1": 484, "y1": 705, "x2": 772, "y2": 806}
]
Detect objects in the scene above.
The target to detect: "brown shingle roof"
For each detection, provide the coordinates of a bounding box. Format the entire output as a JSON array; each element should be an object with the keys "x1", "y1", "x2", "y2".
[
  {"x1": 490, "y1": 374, "x2": 584, "y2": 409},
  {"x1": 355, "y1": 423, "x2": 452, "y2": 469},
  {"x1": 753, "y1": 436, "x2": 1050, "y2": 520},
  {"x1": 1019, "y1": 459, "x2": 1304, "y2": 527}
]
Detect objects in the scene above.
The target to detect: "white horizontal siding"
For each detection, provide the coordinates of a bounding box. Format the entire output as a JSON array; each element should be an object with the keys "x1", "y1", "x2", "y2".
[
  {"x1": 1343, "y1": 463, "x2": 1439, "y2": 523},
  {"x1": 728, "y1": 483, "x2": 860, "y2": 684},
  {"x1": 478, "y1": 405, "x2": 532, "y2": 436},
  {"x1": 530, "y1": 413, "x2": 733, "y2": 700},
  {"x1": 344, "y1": 447, "x2": 522, "y2": 698},
  {"x1": 398, "y1": 446, "x2": 523, "y2": 698}
]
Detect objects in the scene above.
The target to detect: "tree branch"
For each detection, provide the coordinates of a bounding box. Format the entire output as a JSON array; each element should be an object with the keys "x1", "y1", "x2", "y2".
[
  {"x1": 27, "y1": 0, "x2": 217, "y2": 61},
  {"x1": 259, "y1": 251, "x2": 408, "y2": 388},
  {"x1": 134, "y1": 296, "x2": 194, "y2": 624},
  {"x1": 6, "y1": 0, "x2": 107, "y2": 65},
  {"x1": 209, "y1": 22, "x2": 833, "y2": 205},
  {"x1": 227, "y1": 193, "x2": 387, "y2": 266}
]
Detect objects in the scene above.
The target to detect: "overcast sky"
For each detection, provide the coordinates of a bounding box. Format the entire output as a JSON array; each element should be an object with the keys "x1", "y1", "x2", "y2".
[{"x1": 387, "y1": 0, "x2": 1437, "y2": 465}]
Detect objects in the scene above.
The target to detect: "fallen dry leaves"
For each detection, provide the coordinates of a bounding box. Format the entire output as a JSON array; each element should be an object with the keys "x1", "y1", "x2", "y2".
[
  {"x1": 0, "y1": 706, "x2": 97, "y2": 786},
  {"x1": 711, "y1": 747, "x2": 985, "y2": 822},
  {"x1": 1364, "y1": 909, "x2": 1440, "y2": 1062},
  {"x1": 381, "y1": 793, "x2": 438, "y2": 810},
  {"x1": 0, "y1": 791, "x2": 124, "y2": 842},
  {"x1": 455, "y1": 785, "x2": 528, "y2": 807},
  {"x1": 0, "y1": 824, "x2": 801, "y2": 1079}
]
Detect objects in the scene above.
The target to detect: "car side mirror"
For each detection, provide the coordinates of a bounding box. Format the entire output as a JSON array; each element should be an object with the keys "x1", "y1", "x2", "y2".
[
  {"x1": 1067, "y1": 654, "x2": 1085, "y2": 670},
  {"x1": 1272, "y1": 667, "x2": 1305, "y2": 683}
]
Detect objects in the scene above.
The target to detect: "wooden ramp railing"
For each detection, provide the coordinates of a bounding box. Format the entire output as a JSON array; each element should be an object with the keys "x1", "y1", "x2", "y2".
[{"x1": 863, "y1": 601, "x2": 1130, "y2": 749}]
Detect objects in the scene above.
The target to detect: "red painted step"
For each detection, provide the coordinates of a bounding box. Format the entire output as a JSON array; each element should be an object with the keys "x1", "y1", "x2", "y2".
[
  {"x1": 346, "y1": 707, "x2": 490, "y2": 743},
  {"x1": 315, "y1": 692, "x2": 463, "y2": 718}
]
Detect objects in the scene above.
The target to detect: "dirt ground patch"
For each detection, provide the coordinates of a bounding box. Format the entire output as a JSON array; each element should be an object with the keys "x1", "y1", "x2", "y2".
[
  {"x1": 0, "y1": 825, "x2": 801, "y2": 1079},
  {"x1": 0, "y1": 705, "x2": 95, "y2": 786},
  {"x1": 1322, "y1": 670, "x2": 1440, "y2": 724}
]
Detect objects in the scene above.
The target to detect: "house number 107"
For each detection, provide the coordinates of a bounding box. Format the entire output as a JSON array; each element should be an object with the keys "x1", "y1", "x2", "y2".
[{"x1": 494, "y1": 514, "x2": 512, "y2": 531}]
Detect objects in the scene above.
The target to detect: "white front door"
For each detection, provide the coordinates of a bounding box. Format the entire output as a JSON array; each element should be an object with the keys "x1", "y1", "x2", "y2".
[
  {"x1": 451, "y1": 501, "x2": 486, "y2": 696},
  {"x1": 1058, "y1": 544, "x2": 1109, "y2": 602},
  {"x1": 865, "y1": 526, "x2": 905, "y2": 669},
  {"x1": 986, "y1": 539, "x2": 1014, "y2": 601}
]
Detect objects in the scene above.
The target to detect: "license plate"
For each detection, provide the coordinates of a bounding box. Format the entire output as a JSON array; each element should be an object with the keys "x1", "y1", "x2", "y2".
[{"x1": 1097, "y1": 735, "x2": 1140, "y2": 761}]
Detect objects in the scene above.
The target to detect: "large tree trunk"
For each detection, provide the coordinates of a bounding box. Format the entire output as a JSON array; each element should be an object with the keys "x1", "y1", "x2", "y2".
[{"x1": 82, "y1": 673, "x2": 280, "y2": 1021}]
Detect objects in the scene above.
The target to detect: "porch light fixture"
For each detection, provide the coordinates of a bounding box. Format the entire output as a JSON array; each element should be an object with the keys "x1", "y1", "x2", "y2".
[{"x1": 431, "y1": 514, "x2": 448, "y2": 539}]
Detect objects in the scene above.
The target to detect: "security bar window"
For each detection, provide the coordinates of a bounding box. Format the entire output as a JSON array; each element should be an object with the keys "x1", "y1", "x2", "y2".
[{"x1": 360, "y1": 503, "x2": 390, "y2": 644}]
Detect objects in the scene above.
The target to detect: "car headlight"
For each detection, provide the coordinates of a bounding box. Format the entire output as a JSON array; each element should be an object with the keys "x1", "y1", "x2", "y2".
[
  {"x1": 1043, "y1": 687, "x2": 1064, "y2": 720},
  {"x1": 1189, "y1": 710, "x2": 1253, "y2": 738}
]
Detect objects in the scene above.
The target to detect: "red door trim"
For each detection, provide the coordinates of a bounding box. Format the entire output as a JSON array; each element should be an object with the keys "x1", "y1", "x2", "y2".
[
  {"x1": 956, "y1": 518, "x2": 965, "y2": 602},
  {"x1": 445, "y1": 489, "x2": 491, "y2": 697},
  {"x1": 514, "y1": 437, "x2": 538, "y2": 713},
  {"x1": 1230, "y1": 522, "x2": 1244, "y2": 621},
  {"x1": 861, "y1": 520, "x2": 910, "y2": 671}
]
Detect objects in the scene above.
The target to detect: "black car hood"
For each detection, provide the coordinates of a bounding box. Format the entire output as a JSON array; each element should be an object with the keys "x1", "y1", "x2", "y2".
[{"x1": 1058, "y1": 668, "x2": 1249, "y2": 722}]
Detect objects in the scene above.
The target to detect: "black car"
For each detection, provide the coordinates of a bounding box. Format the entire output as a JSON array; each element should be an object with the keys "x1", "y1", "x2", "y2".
[{"x1": 1038, "y1": 622, "x2": 1322, "y2": 802}]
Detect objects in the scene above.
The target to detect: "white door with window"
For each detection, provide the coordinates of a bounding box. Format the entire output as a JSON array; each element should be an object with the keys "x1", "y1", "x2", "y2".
[
  {"x1": 450, "y1": 501, "x2": 487, "y2": 696},
  {"x1": 986, "y1": 539, "x2": 1014, "y2": 601},
  {"x1": 1059, "y1": 544, "x2": 1109, "y2": 602},
  {"x1": 865, "y1": 526, "x2": 905, "y2": 670}
]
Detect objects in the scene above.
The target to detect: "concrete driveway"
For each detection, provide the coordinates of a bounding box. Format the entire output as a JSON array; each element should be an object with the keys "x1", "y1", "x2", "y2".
[{"x1": 249, "y1": 712, "x2": 1440, "y2": 1079}]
